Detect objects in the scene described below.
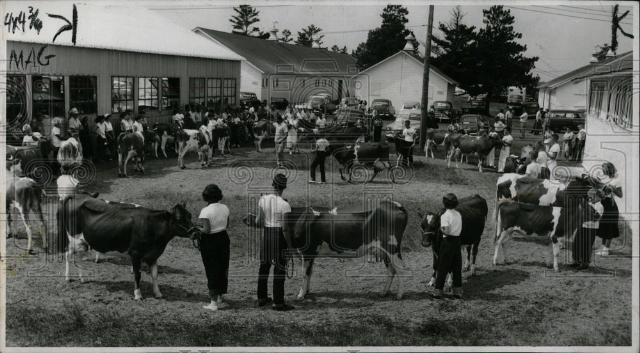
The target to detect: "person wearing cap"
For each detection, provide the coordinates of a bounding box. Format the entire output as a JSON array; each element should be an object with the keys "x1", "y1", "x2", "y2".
[
  {"x1": 574, "y1": 124, "x2": 586, "y2": 161},
  {"x1": 432, "y1": 193, "x2": 463, "y2": 299},
  {"x1": 310, "y1": 134, "x2": 330, "y2": 184},
  {"x1": 273, "y1": 115, "x2": 288, "y2": 167},
  {"x1": 68, "y1": 108, "x2": 82, "y2": 139},
  {"x1": 196, "y1": 184, "x2": 231, "y2": 311},
  {"x1": 254, "y1": 174, "x2": 294, "y2": 311},
  {"x1": 497, "y1": 128, "x2": 514, "y2": 173}
]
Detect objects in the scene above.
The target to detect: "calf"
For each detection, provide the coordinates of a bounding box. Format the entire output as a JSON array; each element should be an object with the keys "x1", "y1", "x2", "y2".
[
  {"x1": 177, "y1": 128, "x2": 210, "y2": 169},
  {"x1": 420, "y1": 194, "x2": 488, "y2": 283},
  {"x1": 61, "y1": 198, "x2": 196, "y2": 299},
  {"x1": 331, "y1": 142, "x2": 392, "y2": 183},
  {"x1": 5, "y1": 162, "x2": 48, "y2": 254},
  {"x1": 117, "y1": 132, "x2": 145, "y2": 177},
  {"x1": 493, "y1": 200, "x2": 583, "y2": 271},
  {"x1": 253, "y1": 119, "x2": 274, "y2": 152}
]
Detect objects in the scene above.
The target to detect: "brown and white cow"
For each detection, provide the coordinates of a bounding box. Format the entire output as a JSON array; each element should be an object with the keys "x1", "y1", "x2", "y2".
[
  {"x1": 493, "y1": 199, "x2": 584, "y2": 271},
  {"x1": 445, "y1": 132, "x2": 501, "y2": 173},
  {"x1": 176, "y1": 128, "x2": 211, "y2": 169},
  {"x1": 117, "y1": 132, "x2": 145, "y2": 177}
]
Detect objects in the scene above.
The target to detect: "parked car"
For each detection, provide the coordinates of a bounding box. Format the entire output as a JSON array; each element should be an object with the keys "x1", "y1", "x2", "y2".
[
  {"x1": 397, "y1": 101, "x2": 421, "y2": 121},
  {"x1": 459, "y1": 114, "x2": 492, "y2": 135},
  {"x1": 370, "y1": 99, "x2": 395, "y2": 120},
  {"x1": 340, "y1": 96, "x2": 361, "y2": 109},
  {"x1": 239, "y1": 92, "x2": 260, "y2": 110},
  {"x1": 433, "y1": 101, "x2": 457, "y2": 122},
  {"x1": 305, "y1": 94, "x2": 337, "y2": 114},
  {"x1": 546, "y1": 110, "x2": 585, "y2": 132}
]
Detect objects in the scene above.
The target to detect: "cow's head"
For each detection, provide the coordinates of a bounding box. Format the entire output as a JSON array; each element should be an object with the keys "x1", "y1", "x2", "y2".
[
  {"x1": 171, "y1": 202, "x2": 194, "y2": 237},
  {"x1": 420, "y1": 210, "x2": 442, "y2": 248}
]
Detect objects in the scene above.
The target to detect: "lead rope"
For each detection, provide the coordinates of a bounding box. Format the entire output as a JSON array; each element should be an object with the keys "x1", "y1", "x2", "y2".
[{"x1": 287, "y1": 256, "x2": 295, "y2": 279}]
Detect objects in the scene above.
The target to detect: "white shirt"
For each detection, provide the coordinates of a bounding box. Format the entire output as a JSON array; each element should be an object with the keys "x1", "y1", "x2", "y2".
[
  {"x1": 497, "y1": 113, "x2": 505, "y2": 120},
  {"x1": 583, "y1": 202, "x2": 604, "y2": 229},
  {"x1": 316, "y1": 118, "x2": 327, "y2": 129},
  {"x1": 258, "y1": 194, "x2": 291, "y2": 228},
  {"x1": 577, "y1": 128, "x2": 586, "y2": 141},
  {"x1": 501, "y1": 134, "x2": 514, "y2": 147},
  {"x1": 316, "y1": 138, "x2": 330, "y2": 152},
  {"x1": 402, "y1": 127, "x2": 416, "y2": 143},
  {"x1": 96, "y1": 122, "x2": 106, "y2": 139},
  {"x1": 198, "y1": 203, "x2": 230, "y2": 233},
  {"x1": 104, "y1": 121, "x2": 114, "y2": 132},
  {"x1": 22, "y1": 135, "x2": 37, "y2": 146},
  {"x1": 548, "y1": 143, "x2": 560, "y2": 159},
  {"x1": 121, "y1": 119, "x2": 134, "y2": 132},
  {"x1": 525, "y1": 161, "x2": 541, "y2": 178},
  {"x1": 57, "y1": 174, "x2": 79, "y2": 200},
  {"x1": 440, "y1": 209, "x2": 462, "y2": 236},
  {"x1": 51, "y1": 126, "x2": 62, "y2": 147},
  {"x1": 520, "y1": 112, "x2": 528, "y2": 123},
  {"x1": 133, "y1": 121, "x2": 144, "y2": 134},
  {"x1": 274, "y1": 122, "x2": 288, "y2": 144},
  {"x1": 172, "y1": 113, "x2": 184, "y2": 125}
]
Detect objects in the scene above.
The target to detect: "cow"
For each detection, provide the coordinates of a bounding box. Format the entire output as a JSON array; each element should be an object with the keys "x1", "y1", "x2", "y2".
[
  {"x1": 445, "y1": 132, "x2": 501, "y2": 172},
  {"x1": 496, "y1": 173, "x2": 594, "y2": 207},
  {"x1": 424, "y1": 128, "x2": 447, "y2": 159},
  {"x1": 176, "y1": 128, "x2": 210, "y2": 169},
  {"x1": 143, "y1": 128, "x2": 161, "y2": 159},
  {"x1": 7, "y1": 138, "x2": 56, "y2": 181},
  {"x1": 385, "y1": 135, "x2": 415, "y2": 167},
  {"x1": 253, "y1": 120, "x2": 275, "y2": 152},
  {"x1": 420, "y1": 194, "x2": 488, "y2": 283},
  {"x1": 244, "y1": 200, "x2": 409, "y2": 300},
  {"x1": 493, "y1": 199, "x2": 584, "y2": 271},
  {"x1": 152, "y1": 123, "x2": 176, "y2": 159},
  {"x1": 5, "y1": 161, "x2": 48, "y2": 254},
  {"x1": 117, "y1": 132, "x2": 145, "y2": 177},
  {"x1": 60, "y1": 197, "x2": 196, "y2": 299},
  {"x1": 331, "y1": 142, "x2": 393, "y2": 183}
]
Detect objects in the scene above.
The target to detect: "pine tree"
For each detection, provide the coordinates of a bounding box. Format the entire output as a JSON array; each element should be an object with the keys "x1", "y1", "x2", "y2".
[
  {"x1": 229, "y1": 5, "x2": 268, "y2": 38},
  {"x1": 353, "y1": 5, "x2": 410, "y2": 69},
  {"x1": 279, "y1": 29, "x2": 293, "y2": 43},
  {"x1": 296, "y1": 25, "x2": 324, "y2": 47}
]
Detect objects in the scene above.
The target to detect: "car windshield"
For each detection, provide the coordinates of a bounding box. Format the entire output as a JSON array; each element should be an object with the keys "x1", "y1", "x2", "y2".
[
  {"x1": 403, "y1": 102, "x2": 420, "y2": 109},
  {"x1": 550, "y1": 113, "x2": 565, "y2": 118},
  {"x1": 566, "y1": 113, "x2": 579, "y2": 118},
  {"x1": 372, "y1": 101, "x2": 389, "y2": 107},
  {"x1": 435, "y1": 102, "x2": 450, "y2": 108}
]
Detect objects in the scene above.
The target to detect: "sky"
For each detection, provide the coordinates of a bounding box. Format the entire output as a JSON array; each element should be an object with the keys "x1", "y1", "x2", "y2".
[{"x1": 146, "y1": 1, "x2": 635, "y2": 82}]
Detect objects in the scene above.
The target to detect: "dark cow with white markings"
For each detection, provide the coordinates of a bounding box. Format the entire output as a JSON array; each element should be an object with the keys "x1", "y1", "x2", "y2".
[
  {"x1": 245, "y1": 200, "x2": 409, "y2": 299},
  {"x1": 493, "y1": 199, "x2": 584, "y2": 271},
  {"x1": 331, "y1": 142, "x2": 393, "y2": 183},
  {"x1": 445, "y1": 132, "x2": 501, "y2": 172},
  {"x1": 60, "y1": 197, "x2": 196, "y2": 299},
  {"x1": 420, "y1": 194, "x2": 488, "y2": 283},
  {"x1": 117, "y1": 132, "x2": 145, "y2": 177}
]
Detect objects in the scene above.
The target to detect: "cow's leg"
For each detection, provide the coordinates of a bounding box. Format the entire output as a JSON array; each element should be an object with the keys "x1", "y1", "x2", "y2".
[
  {"x1": 470, "y1": 242, "x2": 479, "y2": 276},
  {"x1": 6, "y1": 203, "x2": 12, "y2": 238},
  {"x1": 94, "y1": 251, "x2": 101, "y2": 263},
  {"x1": 65, "y1": 235, "x2": 84, "y2": 282},
  {"x1": 131, "y1": 256, "x2": 143, "y2": 300},
  {"x1": 151, "y1": 261, "x2": 163, "y2": 298},
  {"x1": 551, "y1": 237, "x2": 561, "y2": 272},
  {"x1": 381, "y1": 257, "x2": 395, "y2": 297},
  {"x1": 35, "y1": 204, "x2": 48, "y2": 252},
  {"x1": 463, "y1": 245, "x2": 471, "y2": 271},
  {"x1": 122, "y1": 150, "x2": 135, "y2": 177},
  {"x1": 117, "y1": 150, "x2": 123, "y2": 177},
  {"x1": 390, "y1": 253, "x2": 406, "y2": 300},
  {"x1": 15, "y1": 204, "x2": 34, "y2": 254},
  {"x1": 161, "y1": 134, "x2": 168, "y2": 158},
  {"x1": 297, "y1": 258, "x2": 314, "y2": 300},
  {"x1": 493, "y1": 230, "x2": 509, "y2": 266}
]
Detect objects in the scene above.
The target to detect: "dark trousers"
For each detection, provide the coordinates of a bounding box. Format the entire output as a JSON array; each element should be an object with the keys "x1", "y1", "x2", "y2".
[
  {"x1": 200, "y1": 230, "x2": 230, "y2": 298},
  {"x1": 257, "y1": 227, "x2": 287, "y2": 304},
  {"x1": 310, "y1": 151, "x2": 328, "y2": 182},
  {"x1": 572, "y1": 227, "x2": 596, "y2": 265},
  {"x1": 574, "y1": 140, "x2": 585, "y2": 161},
  {"x1": 435, "y1": 236, "x2": 462, "y2": 290}
]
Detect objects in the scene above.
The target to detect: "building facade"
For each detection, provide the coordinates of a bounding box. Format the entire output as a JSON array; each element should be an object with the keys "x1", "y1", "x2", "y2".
[
  {"x1": 352, "y1": 50, "x2": 457, "y2": 111},
  {"x1": 4, "y1": 2, "x2": 242, "y2": 137},
  {"x1": 194, "y1": 28, "x2": 358, "y2": 105},
  {"x1": 582, "y1": 51, "x2": 637, "y2": 239}
]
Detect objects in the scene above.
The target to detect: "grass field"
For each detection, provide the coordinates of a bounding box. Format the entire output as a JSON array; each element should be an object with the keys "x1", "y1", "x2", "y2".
[{"x1": 5, "y1": 142, "x2": 633, "y2": 347}]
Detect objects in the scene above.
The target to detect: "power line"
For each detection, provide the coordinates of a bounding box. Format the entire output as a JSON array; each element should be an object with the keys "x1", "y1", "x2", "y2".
[
  {"x1": 533, "y1": 5, "x2": 613, "y2": 19},
  {"x1": 559, "y1": 5, "x2": 612, "y2": 15},
  {"x1": 151, "y1": 5, "x2": 294, "y2": 10},
  {"x1": 506, "y1": 6, "x2": 631, "y2": 26}
]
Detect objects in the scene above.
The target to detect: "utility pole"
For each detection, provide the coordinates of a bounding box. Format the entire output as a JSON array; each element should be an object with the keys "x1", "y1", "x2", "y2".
[{"x1": 419, "y1": 5, "x2": 434, "y2": 151}]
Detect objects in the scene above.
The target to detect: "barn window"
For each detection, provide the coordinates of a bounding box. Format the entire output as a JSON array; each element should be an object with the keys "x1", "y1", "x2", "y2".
[
  {"x1": 161, "y1": 77, "x2": 180, "y2": 111},
  {"x1": 274, "y1": 78, "x2": 279, "y2": 88},
  {"x1": 206, "y1": 78, "x2": 222, "y2": 110},
  {"x1": 189, "y1": 78, "x2": 206, "y2": 106},
  {"x1": 315, "y1": 79, "x2": 320, "y2": 87},
  {"x1": 138, "y1": 77, "x2": 159, "y2": 112},
  {"x1": 6, "y1": 75, "x2": 26, "y2": 127},
  {"x1": 33, "y1": 75, "x2": 65, "y2": 118},
  {"x1": 223, "y1": 78, "x2": 237, "y2": 106},
  {"x1": 69, "y1": 76, "x2": 97, "y2": 115},
  {"x1": 111, "y1": 76, "x2": 134, "y2": 113}
]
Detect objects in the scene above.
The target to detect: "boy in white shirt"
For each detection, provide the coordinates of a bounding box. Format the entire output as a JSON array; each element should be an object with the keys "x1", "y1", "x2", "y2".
[
  {"x1": 402, "y1": 120, "x2": 416, "y2": 167},
  {"x1": 432, "y1": 193, "x2": 463, "y2": 299},
  {"x1": 498, "y1": 129, "x2": 514, "y2": 173}
]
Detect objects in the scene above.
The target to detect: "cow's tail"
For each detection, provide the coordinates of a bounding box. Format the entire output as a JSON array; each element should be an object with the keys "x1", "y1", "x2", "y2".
[
  {"x1": 494, "y1": 200, "x2": 507, "y2": 244},
  {"x1": 393, "y1": 201, "x2": 408, "y2": 259}
]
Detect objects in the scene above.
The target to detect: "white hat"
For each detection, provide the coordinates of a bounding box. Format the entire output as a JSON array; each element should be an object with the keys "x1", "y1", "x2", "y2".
[{"x1": 69, "y1": 107, "x2": 79, "y2": 115}]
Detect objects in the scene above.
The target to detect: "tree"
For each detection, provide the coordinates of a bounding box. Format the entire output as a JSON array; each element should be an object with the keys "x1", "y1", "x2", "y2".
[
  {"x1": 431, "y1": 7, "x2": 478, "y2": 88},
  {"x1": 592, "y1": 43, "x2": 612, "y2": 62},
  {"x1": 353, "y1": 5, "x2": 411, "y2": 69},
  {"x1": 279, "y1": 29, "x2": 293, "y2": 43},
  {"x1": 472, "y1": 6, "x2": 539, "y2": 105},
  {"x1": 229, "y1": 5, "x2": 269, "y2": 38},
  {"x1": 296, "y1": 25, "x2": 324, "y2": 47},
  {"x1": 330, "y1": 45, "x2": 348, "y2": 54}
]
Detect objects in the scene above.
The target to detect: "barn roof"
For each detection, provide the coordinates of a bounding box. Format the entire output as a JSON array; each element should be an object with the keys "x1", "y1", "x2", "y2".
[
  {"x1": 4, "y1": 1, "x2": 243, "y2": 61},
  {"x1": 194, "y1": 27, "x2": 357, "y2": 75},
  {"x1": 538, "y1": 51, "x2": 632, "y2": 89}
]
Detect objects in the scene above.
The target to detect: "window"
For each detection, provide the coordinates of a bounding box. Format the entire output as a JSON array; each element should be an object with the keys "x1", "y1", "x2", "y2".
[
  {"x1": 262, "y1": 78, "x2": 269, "y2": 88},
  {"x1": 6, "y1": 75, "x2": 26, "y2": 126},
  {"x1": 32, "y1": 75, "x2": 65, "y2": 118},
  {"x1": 315, "y1": 79, "x2": 320, "y2": 87},
  {"x1": 588, "y1": 81, "x2": 606, "y2": 117},
  {"x1": 137, "y1": 77, "x2": 159, "y2": 112},
  {"x1": 161, "y1": 77, "x2": 180, "y2": 111},
  {"x1": 607, "y1": 78, "x2": 632, "y2": 129},
  {"x1": 112, "y1": 76, "x2": 134, "y2": 113},
  {"x1": 189, "y1": 78, "x2": 206, "y2": 106},
  {"x1": 206, "y1": 78, "x2": 222, "y2": 109},
  {"x1": 69, "y1": 76, "x2": 97, "y2": 114},
  {"x1": 223, "y1": 78, "x2": 237, "y2": 105},
  {"x1": 274, "y1": 78, "x2": 279, "y2": 88}
]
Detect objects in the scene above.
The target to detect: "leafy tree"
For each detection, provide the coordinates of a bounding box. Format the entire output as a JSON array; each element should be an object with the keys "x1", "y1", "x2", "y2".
[
  {"x1": 472, "y1": 6, "x2": 539, "y2": 104},
  {"x1": 432, "y1": 7, "x2": 478, "y2": 89},
  {"x1": 330, "y1": 45, "x2": 348, "y2": 54},
  {"x1": 279, "y1": 29, "x2": 293, "y2": 43},
  {"x1": 229, "y1": 5, "x2": 269, "y2": 38},
  {"x1": 296, "y1": 25, "x2": 324, "y2": 47},
  {"x1": 353, "y1": 5, "x2": 411, "y2": 69}
]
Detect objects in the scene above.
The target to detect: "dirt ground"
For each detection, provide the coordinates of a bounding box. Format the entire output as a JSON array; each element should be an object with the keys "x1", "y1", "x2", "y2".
[{"x1": 5, "y1": 144, "x2": 633, "y2": 347}]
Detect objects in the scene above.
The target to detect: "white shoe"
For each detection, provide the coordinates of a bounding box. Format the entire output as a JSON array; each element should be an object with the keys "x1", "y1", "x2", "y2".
[{"x1": 203, "y1": 302, "x2": 218, "y2": 311}]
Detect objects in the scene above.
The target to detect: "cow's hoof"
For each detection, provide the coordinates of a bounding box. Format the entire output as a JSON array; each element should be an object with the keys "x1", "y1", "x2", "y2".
[
  {"x1": 27, "y1": 249, "x2": 36, "y2": 255},
  {"x1": 180, "y1": 166, "x2": 186, "y2": 170},
  {"x1": 396, "y1": 294, "x2": 403, "y2": 300},
  {"x1": 154, "y1": 294, "x2": 163, "y2": 299},
  {"x1": 379, "y1": 291, "x2": 389, "y2": 298}
]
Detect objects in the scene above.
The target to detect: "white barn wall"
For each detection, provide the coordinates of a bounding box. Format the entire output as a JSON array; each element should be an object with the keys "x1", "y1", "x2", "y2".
[
  {"x1": 353, "y1": 53, "x2": 450, "y2": 109},
  {"x1": 240, "y1": 61, "x2": 263, "y2": 100},
  {"x1": 546, "y1": 80, "x2": 588, "y2": 111}
]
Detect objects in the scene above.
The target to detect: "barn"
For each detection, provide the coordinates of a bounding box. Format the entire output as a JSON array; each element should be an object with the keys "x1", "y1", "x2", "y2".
[
  {"x1": 351, "y1": 49, "x2": 458, "y2": 111},
  {"x1": 4, "y1": 2, "x2": 243, "y2": 139}
]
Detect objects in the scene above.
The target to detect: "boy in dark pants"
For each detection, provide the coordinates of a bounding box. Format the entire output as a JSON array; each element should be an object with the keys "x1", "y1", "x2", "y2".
[
  {"x1": 431, "y1": 193, "x2": 463, "y2": 299},
  {"x1": 571, "y1": 189, "x2": 603, "y2": 270},
  {"x1": 309, "y1": 135, "x2": 330, "y2": 183},
  {"x1": 255, "y1": 174, "x2": 294, "y2": 311}
]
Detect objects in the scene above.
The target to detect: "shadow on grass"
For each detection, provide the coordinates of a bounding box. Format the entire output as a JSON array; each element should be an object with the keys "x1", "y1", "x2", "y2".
[
  {"x1": 93, "y1": 280, "x2": 208, "y2": 303},
  {"x1": 464, "y1": 268, "x2": 529, "y2": 300}
]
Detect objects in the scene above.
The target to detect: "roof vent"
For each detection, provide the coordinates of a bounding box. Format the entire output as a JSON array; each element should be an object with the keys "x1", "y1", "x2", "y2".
[
  {"x1": 589, "y1": 55, "x2": 598, "y2": 63},
  {"x1": 403, "y1": 33, "x2": 416, "y2": 51},
  {"x1": 606, "y1": 49, "x2": 615, "y2": 57}
]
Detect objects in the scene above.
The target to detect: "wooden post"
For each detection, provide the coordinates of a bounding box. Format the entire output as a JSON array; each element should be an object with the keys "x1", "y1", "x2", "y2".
[{"x1": 419, "y1": 5, "x2": 434, "y2": 151}]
